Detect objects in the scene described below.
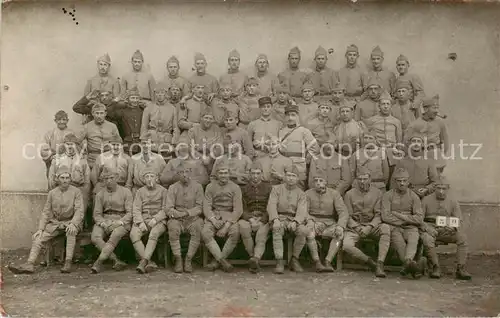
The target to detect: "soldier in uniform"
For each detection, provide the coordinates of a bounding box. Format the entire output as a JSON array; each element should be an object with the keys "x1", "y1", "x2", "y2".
[
  {"x1": 305, "y1": 174, "x2": 348, "y2": 272},
  {"x1": 220, "y1": 49, "x2": 248, "y2": 97},
  {"x1": 395, "y1": 54, "x2": 425, "y2": 107},
  {"x1": 178, "y1": 83, "x2": 207, "y2": 138},
  {"x1": 222, "y1": 109, "x2": 254, "y2": 157},
  {"x1": 381, "y1": 168, "x2": 423, "y2": 278},
  {"x1": 297, "y1": 82, "x2": 319, "y2": 125},
  {"x1": 405, "y1": 95, "x2": 449, "y2": 174},
  {"x1": 327, "y1": 82, "x2": 352, "y2": 126},
  {"x1": 73, "y1": 89, "x2": 120, "y2": 125},
  {"x1": 188, "y1": 52, "x2": 219, "y2": 96},
  {"x1": 392, "y1": 79, "x2": 419, "y2": 131},
  {"x1": 165, "y1": 162, "x2": 205, "y2": 273},
  {"x1": 211, "y1": 135, "x2": 252, "y2": 186},
  {"x1": 267, "y1": 165, "x2": 309, "y2": 273},
  {"x1": 130, "y1": 168, "x2": 168, "y2": 274},
  {"x1": 253, "y1": 53, "x2": 279, "y2": 97},
  {"x1": 120, "y1": 50, "x2": 156, "y2": 101},
  {"x1": 333, "y1": 103, "x2": 366, "y2": 157},
  {"x1": 239, "y1": 162, "x2": 273, "y2": 273},
  {"x1": 304, "y1": 102, "x2": 335, "y2": 146},
  {"x1": 278, "y1": 47, "x2": 309, "y2": 98},
  {"x1": 364, "y1": 46, "x2": 396, "y2": 97},
  {"x1": 338, "y1": 44, "x2": 365, "y2": 101},
  {"x1": 256, "y1": 135, "x2": 293, "y2": 185},
  {"x1": 90, "y1": 168, "x2": 133, "y2": 273},
  {"x1": 278, "y1": 104, "x2": 320, "y2": 190},
  {"x1": 168, "y1": 83, "x2": 183, "y2": 106},
  {"x1": 208, "y1": 84, "x2": 239, "y2": 128},
  {"x1": 84, "y1": 53, "x2": 120, "y2": 98},
  {"x1": 236, "y1": 77, "x2": 262, "y2": 129},
  {"x1": 202, "y1": 165, "x2": 243, "y2": 272},
  {"x1": 247, "y1": 97, "x2": 282, "y2": 156},
  {"x1": 161, "y1": 56, "x2": 190, "y2": 97},
  {"x1": 309, "y1": 46, "x2": 339, "y2": 99},
  {"x1": 356, "y1": 78, "x2": 383, "y2": 125},
  {"x1": 420, "y1": 176, "x2": 471, "y2": 280},
  {"x1": 272, "y1": 85, "x2": 292, "y2": 125},
  {"x1": 343, "y1": 167, "x2": 389, "y2": 277},
  {"x1": 8, "y1": 166, "x2": 83, "y2": 274}
]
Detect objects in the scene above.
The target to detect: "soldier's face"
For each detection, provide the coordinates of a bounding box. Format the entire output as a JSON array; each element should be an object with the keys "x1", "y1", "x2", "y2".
[
  {"x1": 302, "y1": 88, "x2": 314, "y2": 100},
  {"x1": 368, "y1": 86, "x2": 381, "y2": 99},
  {"x1": 193, "y1": 86, "x2": 205, "y2": 98},
  {"x1": 284, "y1": 172, "x2": 298, "y2": 186},
  {"x1": 58, "y1": 173, "x2": 71, "y2": 189},
  {"x1": 250, "y1": 169, "x2": 262, "y2": 183},
  {"x1": 64, "y1": 142, "x2": 77, "y2": 156},
  {"x1": 435, "y1": 184, "x2": 449, "y2": 199},
  {"x1": 179, "y1": 168, "x2": 191, "y2": 183},
  {"x1": 395, "y1": 177, "x2": 409, "y2": 191},
  {"x1": 426, "y1": 104, "x2": 439, "y2": 119},
  {"x1": 315, "y1": 55, "x2": 327, "y2": 68},
  {"x1": 357, "y1": 174, "x2": 371, "y2": 191},
  {"x1": 98, "y1": 61, "x2": 110, "y2": 74},
  {"x1": 110, "y1": 142, "x2": 122, "y2": 154},
  {"x1": 129, "y1": 95, "x2": 141, "y2": 106},
  {"x1": 371, "y1": 56, "x2": 383, "y2": 68},
  {"x1": 286, "y1": 112, "x2": 298, "y2": 125},
  {"x1": 346, "y1": 52, "x2": 358, "y2": 65},
  {"x1": 278, "y1": 92, "x2": 288, "y2": 103},
  {"x1": 220, "y1": 88, "x2": 232, "y2": 100},
  {"x1": 332, "y1": 90, "x2": 344, "y2": 102},
  {"x1": 100, "y1": 91, "x2": 113, "y2": 104},
  {"x1": 409, "y1": 137, "x2": 424, "y2": 151},
  {"x1": 267, "y1": 139, "x2": 279, "y2": 154},
  {"x1": 318, "y1": 105, "x2": 330, "y2": 117},
  {"x1": 224, "y1": 117, "x2": 237, "y2": 129},
  {"x1": 195, "y1": 60, "x2": 206, "y2": 72},
  {"x1": 104, "y1": 175, "x2": 118, "y2": 189},
  {"x1": 228, "y1": 57, "x2": 240, "y2": 70},
  {"x1": 379, "y1": 100, "x2": 392, "y2": 115},
  {"x1": 177, "y1": 145, "x2": 189, "y2": 159},
  {"x1": 55, "y1": 117, "x2": 69, "y2": 130},
  {"x1": 396, "y1": 61, "x2": 408, "y2": 75},
  {"x1": 396, "y1": 88, "x2": 410, "y2": 101},
  {"x1": 288, "y1": 53, "x2": 301, "y2": 68},
  {"x1": 246, "y1": 83, "x2": 258, "y2": 95},
  {"x1": 363, "y1": 135, "x2": 377, "y2": 148},
  {"x1": 313, "y1": 178, "x2": 327, "y2": 191},
  {"x1": 132, "y1": 58, "x2": 143, "y2": 71},
  {"x1": 93, "y1": 110, "x2": 107, "y2": 124},
  {"x1": 256, "y1": 59, "x2": 268, "y2": 72},
  {"x1": 201, "y1": 115, "x2": 214, "y2": 128},
  {"x1": 261, "y1": 103, "x2": 272, "y2": 116},
  {"x1": 167, "y1": 62, "x2": 179, "y2": 76},
  {"x1": 143, "y1": 173, "x2": 157, "y2": 188},
  {"x1": 155, "y1": 90, "x2": 167, "y2": 102},
  {"x1": 340, "y1": 108, "x2": 352, "y2": 121},
  {"x1": 217, "y1": 169, "x2": 230, "y2": 184},
  {"x1": 141, "y1": 141, "x2": 152, "y2": 153},
  {"x1": 169, "y1": 87, "x2": 182, "y2": 100}
]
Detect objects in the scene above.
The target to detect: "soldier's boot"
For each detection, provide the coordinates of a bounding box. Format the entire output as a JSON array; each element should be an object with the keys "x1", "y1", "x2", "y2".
[
  {"x1": 8, "y1": 262, "x2": 35, "y2": 274},
  {"x1": 219, "y1": 259, "x2": 233, "y2": 273},
  {"x1": 136, "y1": 259, "x2": 147, "y2": 274},
  {"x1": 411, "y1": 260, "x2": 422, "y2": 279},
  {"x1": 322, "y1": 260, "x2": 335, "y2": 272},
  {"x1": 274, "y1": 259, "x2": 285, "y2": 274},
  {"x1": 248, "y1": 257, "x2": 260, "y2": 274},
  {"x1": 375, "y1": 261, "x2": 387, "y2": 278},
  {"x1": 289, "y1": 257, "x2": 304, "y2": 273},
  {"x1": 314, "y1": 260, "x2": 326, "y2": 273},
  {"x1": 401, "y1": 259, "x2": 412, "y2": 277},
  {"x1": 184, "y1": 257, "x2": 193, "y2": 273},
  {"x1": 206, "y1": 259, "x2": 220, "y2": 271},
  {"x1": 60, "y1": 260, "x2": 72, "y2": 273},
  {"x1": 173, "y1": 256, "x2": 183, "y2": 273},
  {"x1": 366, "y1": 258, "x2": 377, "y2": 272},
  {"x1": 430, "y1": 264, "x2": 441, "y2": 279},
  {"x1": 91, "y1": 260, "x2": 103, "y2": 274},
  {"x1": 112, "y1": 259, "x2": 127, "y2": 271},
  {"x1": 145, "y1": 260, "x2": 158, "y2": 273},
  {"x1": 456, "y1": 265, "x2": 472, "y2": 280}
]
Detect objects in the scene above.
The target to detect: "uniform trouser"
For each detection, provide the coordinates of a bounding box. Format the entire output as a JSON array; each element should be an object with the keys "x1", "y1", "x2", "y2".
[
  {"x1": 202, "y1": 221, "x2": 240, "y2": 261},
  {"x1": 343, "y1": 224, "x2": 391, "y2": 263},
  {"x1": 130, "y1": 223, "x2": 167, "y2": 261},
  {"x1": 238, "y1": 219, "x2": 270, "y2": 259},
  {"x1": 91, "y1": 224, "x2": 130, "y2": 262},
  {"x1": 305, "y1": 221, "x2": 344, "y2": 262},
  {"x1": 391, "y1": 226, "x2": 420, "y2": 261},
  {"x1": 272, "y1": 219, "x2": 309, "y2": 260},
  {"x1": 167, "y1": 218, "x2": 203, "y2": 259},
  {"x1": 288, "y1": 157, "x2": 307, "y2": 191},
  {"x1": 420, "y1": 226, "x2": 468, "y2": 266},
  {"x1": 75, "y1": 185, "x2": 91, "y2": 228},
  {"x1": 27, "y1": 227, "x2": 79, "y2": 264}
]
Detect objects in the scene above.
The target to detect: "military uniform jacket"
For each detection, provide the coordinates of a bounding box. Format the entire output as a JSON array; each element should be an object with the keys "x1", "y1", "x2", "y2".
[
  {"x1": 366, "y1": 114, "x2": 403, "y2": 146},
  {"x1": 141, "y1": 101, "x2": 178, "y2": 144},
  {"x1": 397, "y1": 73, "x2": 425, "y2": 104},
  {"x1": 178, "y1": 97, "x2": 207, "y2": 132},
  {"x1": 38, "y1": 185, "x2": 84, "y2": 232},
  {"x1": 165, "y1": 180, "x2": 204, "y2": 223},
  {"x1": 93, "y1": 185, "x2": 133, "y2": 225},
  {"x1": 338, "y1": 65, "x2": 365, "y2": 97},
  {"x1": 211, "y1": 154, "x2": 252, "y2": 184},
  {"x1": 84, "y1": 74, "x2": 120, "y2": 97},
  {"x1": 187, "y1": 124, "x2": 223, "y2": 156},
  {"x1": 309, "y1": 154, "x2": 352, "y2": 195},
  {"x1": 305, "y1": 115, "x2": 335, "y2": 145},
  {"x1": 132, "y1": 185, "x2": 168, "y2": 224},
  {"x1": 350, "y1": 148, "x2": 389, "y2": 184},
  {"x1": 355, "y1": 98, "x2": 380, "y2": 125},
  {"x1": 236, "y1": 93, "x2": 261, "y2": 125},
  {"x1": 41, "y1": 128, "x2": 74, "y2": 160},
  {"x1": 49, "y1": 154, "x2": 91, "y2": 190},
  {"x1": 278, "y1": 126, "x2": 319, "y2": 158},
  {"x1": 254, "y1": 71, "x2": 279, "y2": 97},
  {"x1": 220, "y1": 70, "x2": 248, "y2": 97},
  {"x1": 203, "y1": 180, "x2": 243, "y2": 223},
  {"x1": 107, "y1": 103, "x2": 144, "y2": 143},
  {"x1": 392, "y1": 156, "x2": 439, "y2": 191},
  {"x1": 255, "y1": 153, "x2": 293, "y2": 185},
  {"x1": 309, "y1": 67, "x2": 339, "y2": 96},
  {"x1": 391, "y1": 100, "x2": 418, "y2": 131},
  {"x1": 160, "y1": 75, "x2": 190, "y2": 97},
  {"x1": 405, "y1": 117, "x2": 449, "y2": 153},
  {"x1": 120, "y1": 70, "x2": 156, "y2": 100},
  {"x1": 209, "y1": 97, "x2": 239, "y2": 127},
  {"x1": 381, "y1": 189, "x2": 423, "y2": 229},
  {"x1": 278, "y1": 68, "x2": 309, "y2": 97},
  {"x1": 91, "y1": 152, "x2": 131, "y2": 186},
  {"x1": 422, "y1": 193, "x2": 462, "y2": 224},
  {"x1": 159, "y1": 157, "x2": 209, "y2": 187},
  {"x1": 364, "y1": 68, "x2": 396, "y2": 95},
  {"x1": 267, "y1": 184, "x2": 307, "y2": 223},
  {"x1": 127, "y1": 152, "x2": 167, "y2": 188},
  {"x1": 247, "y1": 117, "x2": 282, "y2": 148},
  {"x1": 333, "y1": 119, "x2": 366, "y2": 147},
  {"x1": 345, "y1": 186, "x2": 382, "y2": 230},
  {"x1": 222, "y1": 127, "x2": 255, "y2": 157},
  {"x1": 241, "y1": 181, "x2": 273, "y2": 223},
  {"x1": 305, "y1": 188, "x2": 348, "y2": 227},
  {"x1": 297, "y1": 101, "x2": 319, "y2": 125},
  {"x1": 79, "y1": 120, "x2": 120, "y2": 154},
  {"x1": 271, "y1": 102, "x2": 288, "y2": 125},
  {"x1": 188, "y1": 72, "x2": 219, "y2": 95}
]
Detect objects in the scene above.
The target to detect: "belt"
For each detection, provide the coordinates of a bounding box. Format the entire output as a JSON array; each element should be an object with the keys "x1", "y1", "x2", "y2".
[
  {"x1": 88, "y1": 149, "x2": 102, "y2": 154},
  {"x1": 281, "y1": 151, "x2": 304, "y2": 158},
  {"x1": 279, "y1": 211, "x2": 296, "y2": 217}
]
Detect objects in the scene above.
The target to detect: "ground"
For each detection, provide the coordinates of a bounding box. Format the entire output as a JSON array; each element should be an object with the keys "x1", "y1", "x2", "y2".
[{"x1": 1, "y1": 250, "x2": 499, "y2": 317}]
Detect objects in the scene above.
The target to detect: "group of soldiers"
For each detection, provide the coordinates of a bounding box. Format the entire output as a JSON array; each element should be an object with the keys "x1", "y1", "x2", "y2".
[{"x1": 8, "y1": 44, "x2": 471, "y2": 281}]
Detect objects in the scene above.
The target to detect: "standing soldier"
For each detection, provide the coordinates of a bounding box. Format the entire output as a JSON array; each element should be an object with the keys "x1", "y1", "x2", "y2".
[
  {"x1": 202, "y1": 165, "x2": 243, "y2": 272},
  {"x1": 395, "y1": 54, "x2": 425, "y2": 107},
  {"x1": 220, "y1": 49, "x2": 248, "y2": 97},
  {"x1": 381, "y1": 168, "x2": 424, "y2": 278},
  {"x1": 239, "y1": 162, "x2": 273, "y2": 273},
  {"x1": 162, "y1": 56, "x2": 190, "y2": 97},
  {"x1": 356, "y1": 78, "x2": 383, "y2": 125},
  {"x1": 222, "y1": 109, "x2": 254, "y2": 157},
  {"x1": 84, "y1": 53, "x2": 120, "y2": 98},
  {"x1": 309, "y1": 46, "x2": 339, "y2": 99},
  {"x1": 278, "y1": 47, "x2": 309, "y2": 98},
  {"x1": 420, "y1": 176, "x2": 471, "y2": 280},
  {"x1": 278, "y1": 104, "x2": 320, "y2": 190},
  {"x1": 178, "y1": 83, "x2": 208, "y2": 138},
  {"x1": 327, "y1": 82, "x2": 354, "y2": 126},
  {"x1": 343, "y1": 167, "x2": 390, "y2": 277},
  {"x1": 305, "y1": 174, "x2": 348, "y2": 272},
  {"x1": 304, "y1": 102, "x2": 335, "y2": 146},
  {"x1": 130, "y1": 168, "x2": 168, "y2": 274},
  {"x1": 253, "y1": 53, "x2": 279, "y2": 97},
  {"x1": 334, "y1": 103, "x2": 366, "y2": 157},
  {"x1": 296, "y1": 82, "x2": 319, "y2": 125},
  {"x1": 120, "y1": 50, "x2": 156, "y2": 101},
  {"x1": 392, "y1": 79, "x2": 419, "y2": 131},
  {"x1": 165, "y1": 162, "x2": 205, "y2": 273},
  {"x1": 208, "y1": 84, "x2": 239, "y2": 128},
  {"x1": 73, "y1": 89, "x2": 120, "y2": 125},
  {"x1": 364, "y1": 46, "x2": 396, "y2": 97},
  {"x1": 8, "y1": 166, "x2": 84, "y2": 274},
  {"x1": 405, "y1": 95, "x2": 449, "y2": 174},
  {"x1": 338, "y1": 45, "x2": 365, "y2": 101},
  {"x1": 256, "y1": 135, "x2": 293, "y2": 185},
  {"x1": 236, "y1": 77, "x2": 262, "y2": 129},
  {"x1": 211, "y1": 135, "x2": 252, "y2": 186},
  {"x1": 247, "y1": 97, "x2": 282, "y2": 156},
  {"x1": 267, "y1": 166, "x2": 309, "y2": 274},
  {"x1": 272, "y1": 85, "x2": 292, "y2": 125},
  {"x1": 188, "y1": 52, "x2": 219, "y2": 96},
  {"x1": 90, "y1": 168, "x2": 132, "y2": 273}
]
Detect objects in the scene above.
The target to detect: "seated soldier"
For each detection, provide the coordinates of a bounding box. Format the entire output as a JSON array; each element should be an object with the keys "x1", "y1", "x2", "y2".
[
  {"x1": 8, "y1": 166, "x2": 84, "y2": 274},
  {"x1": 304, "y1": 102, "x2": 335, "y2": 146},
  {"x1": 343, "y1": 167, "x2": 390, "y2": 277},
  {"x1": 256, "y1": 135, "x2": 293, "y2": 186},
  {"x1": 238, "y1": 162, "x2": 273, "y2": 273},
  {"x1": 202, "y1": 165, "x2": 243, "y2": 272},
  {"x1": 222, "y1": 109, "x2": 254, "y2": 157},
  {"x1": 267, "y1": 166, "x2": 309, "y2": 274},
  {"x1": 165, "y1": 162, "x2": 205, "y2": 273},
  {"x1": 90, "y1": 168, "x2": 133, "y2": 273},
  {"x1": 381, "y1": 168, "x2": 424, "y2": 279},
  {"x1": 305, "y1": 174, "x2": 348, "y2": 272},
  {"x1": 130, "y1": 168, "x2": 168, "y2": 274},
  {"x1": 420, "y1": 176, "x2": 471, "y2": 280},
  {"x1": 333, "y1": 102, "x2": 366, "y2": 157},
  {"x1": 211, "y1": 135, "x2": 252, "y2": 186}
]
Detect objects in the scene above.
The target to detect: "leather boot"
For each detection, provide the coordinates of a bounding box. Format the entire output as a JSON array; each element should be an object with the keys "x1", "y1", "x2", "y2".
[
  {"x1": 112, "y1": 259, "x2": 127, "y2": 271},
  {"x1": 8, "y1": 262, "x2": 35, "y2": 274},
  {"x1": 145, "y1": 261, "x2": 158, "y2": 273},
  {"x1": 136, "y1": 259, "x2": 147, "y2": 274},
  {"x1": 184, "y1": 258, "x2": 193, "y2": 273},
  {"x1": 91, "y1": 260, "x2": 103, "y2": 274},
  {"x1": 314, "y1": 260, "x2": 326, "y2": 273},
  {"x1": 289, "y1": 257, "x2": 304, "y2": 273},
  {"x1": 323, "y1": 260, "x2": 335, "y2": 272},
  {"x1": 248, "y1": 257, "x2": 260, "y2": 274},
  {"x1": 173, "y1": 256, "x2": 183, "y2": 273},
  {"x1": 60, "y1": 260, "x2": 72, "y2": 273},
  {"x1": 401, "y1": 259, "x2": 412, "y2": 277},
  {"x1": 206, "y1": 259, "x2": 220, "y2": 271},
  {"x1": 366, "y1": 258, "x2": 377, "y2": 271},
  {"x1": 219, "y1": 259, "x2": 233, "y2": 272},
  {"x1": 274, "y1": 259, "x2": 285, "y2": 274},
  {"x1": 375, "y1": 261, "x2": 387, "y2": 278},
  {"x1": 430, "y1": 264, "x2": 441, "y2": 279},
  {"x1": 411, "y1": 260, "x2": 422, "y2": 279},
  {"x1": 456, "y1": 265, "x2": 472, "y2": 280}
]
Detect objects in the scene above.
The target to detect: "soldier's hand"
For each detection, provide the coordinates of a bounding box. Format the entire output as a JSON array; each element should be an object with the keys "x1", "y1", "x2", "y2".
[
  {"x1": 32, "y1": 230, "x2": 43, "y2": 240},
  {"x1": 86, "y1": 89, "x2": 100, "y2": 100},
  {"x1": 148, "y1": 218, "x2": 157, "y2": 228},
  {"x1": 289, "y1": 220, "x2": 298, "y2": 232},
  {"x1": 138, "y1": 222, "x2": 148, "y2": 233},
  {"x1": 66, "y1": 224, "x2": 78, "y2": 236},
  {"x1": 359, "y1": 225, "x2": 372, "y2": 238},
  {"x1": 334, "y1": 226, "x2": 344, "y2": 238},
  {"x1": 272, "y1": 219, "x2": 281, "y2": 231},
  {"x1": 216, "y1": 223, "x2": 230, "y2": 238}
]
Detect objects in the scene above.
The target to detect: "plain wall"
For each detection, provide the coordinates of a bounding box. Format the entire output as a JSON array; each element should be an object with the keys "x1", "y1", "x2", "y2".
[{"x1": 1, "y1": 2, "x2": 500, "y2": 203}]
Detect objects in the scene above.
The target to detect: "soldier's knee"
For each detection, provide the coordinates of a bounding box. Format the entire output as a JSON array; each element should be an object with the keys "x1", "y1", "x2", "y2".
[
  {"x1": 111, "y1": 226, "x2": 128, "y2": 240},
  {"x1": 342, "y1": 238, "x2": 355, "y2": 250},
  {"x1": 238, "y1": 220, "x2": 252, "y2": 236},
  {"x1": 167, "y1": 222, "x2": 181, "y2": 238},
  {"x1": 379, "y1": 224, "x2": 391, "y2": 235},
  {"x1": 201, "y1": 227, "x2": 214, "y2": 242},
  {"x1": 91, "y1": 229, "x2": 104, "y2": 244},
  {"x1": 149, "y1": 226, "x2": 166, "y2": 241},
  {"x1": 296, "y1": 225, "x2": 310, "y2": 238},
  {"x1": 129, "y1": 227, "x2": 142, "y2": 242},
  {"x1": 228, "y1": 224, "x2": 240, "y2": 237}
]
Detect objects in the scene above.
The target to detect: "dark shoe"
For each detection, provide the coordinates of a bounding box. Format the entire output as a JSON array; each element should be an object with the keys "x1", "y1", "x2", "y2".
[
  {"x1": 136, "y1": 259, "x2": 147, "y2": 274},
  {"x1": 184, "y1": 258, "x2": 193, "y2": 273},
  {"x1": 410, "y1": 260, "x2": 422, "y2": 279},
  {"x1": 206, "y1": 259, "x2": 220, "y2": 271},
  {"x1": 173, "y1": 256, "x2": 183, "y2": 273},
  {"x1": 315, "y1": 260, "x2": 326, "y2": 273},
  {"x1": 323, "y1": 260, "x2": 335, "y2": 272},
  {"x1": 400, "y1": 260, "x2": 411, "y2": 277},
  {"x1": 91, "y1": 260, "x2": 103, "y2": 274},
  {"x1": 289, "y1": 257, "x2": 304, "y2": 273},
  {"x1": 456, "y1": 265, "x2": 472, "y2": 280},
  {"x1": 366, "y1": 258, "x2": 377, "y2": 271},
  {"x1": 430, "y1": 264, "x2": 441, "y2": 279},
  {"x1": 60, "y1": 261, "x2": 72, "y2": 273},
  {"x1": 8, "y1": 263, "x2": 35, "y2": 274},
  {"x1": 145, "y1": 261, "x2": 158, "y2": 273},
  {"x1": 249, "y1": 257, "x2": 260, "y2": 274},
  {"x1": 219, "y1": 259, "x2": 233, "y2": 272},
  {"x1": 112, "y1": 259, "x2": 127, "y2": 271},
  {"x1": 375, "y1": 261, "x2": 387, "y2": 278},
  {"x1": 274, "y1": 259, "x2": 285, "y2": 274}
]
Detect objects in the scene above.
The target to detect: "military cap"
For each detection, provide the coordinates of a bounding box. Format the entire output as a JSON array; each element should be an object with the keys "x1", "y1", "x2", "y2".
[
  {"x1": 284, "y1": 165, "x2": 300, "y2": 176},
  {"x1": 91, "y1": 102, "x2": 107, "y2": 112},
  {"x1": 101, "y1": 166, "x2": 118, "y2": 178},
  {"x1": 176, "y1": 135, "x2": 191, "y2": 146},
  {"x1": 379, "y1": 91, "x2": 392, "y2": 102},
  {"x1": 126, "y1": 87, "x2": 141, "y2": 98},
  {"x1": 154, "y1": 81, "x2": 169, "y2": 92},
  {"x1": 142, "y1": 167, "x2": 157, "y2": 178},
  {"x1": 396, "y1": 54, "x2": 409, "y2": 64},
  {"x1": 318, "y1": 101, "x2": 332, "y2": 109},
  {"x1": 435, "y1": 175, "x2": 450, "y2": 186},
  {"x1": 312, "y1": 173, "x2": 326, "y2": 181},
  {"x1": 255, "y1": 53, "x2": 268, "y2": 63},
  {"x1": 168, "y1": 82, "x2": 182, "y2": 92},
  {"x1": 346, "y1": 44, "x2": 359, "y2": 54},
  {"x1": 249, "y1": 161, "x2": 264, "y2": 172},
  {"x1": 422, "y1": 95, "x2": 439, "y2": 108},
  {"x1": 56, "y1": 165, "x2": 71, "y2": 177},
  {"x1": 338, "y1": 100, "x2": 355, "y2": 111},
  {"x1": 246, "y1": 77, "x2": 259, "y2": 86},
  {"x1": 194, "y1": 52, "x2": 206, "y2": 63},
  {"x1": 392, "y1": 168, "x2": 410, "y2": 179},
  {"x1": 332, "y1": 82, "x2": 346, "y2": 92},
  {"x1": 395, "y1": 79, "x2": 412, "y2": 91},
  {"x1": 301, "y1": 82, "x2": 315, "y2": 91},
  {"x1": 215, "y1": 163, "x2": 230, "y2": 172},
  {"x1": 201, "y1": 106, "x2": 215, "y2": 117},
  {"x1": 407, "y1": 132, "x2": 425, "y2": 142},
  {"x1": 131, "y1": 50, "x2": 144, "y2": 61},
  {"x1": 276, "y1": 85, "x2": 290, "y2": 94},
  {"x1": 98, "y1": 53, "x2": 111, "y2": 65},
  {"x1": 228, "y1": 49, "x2": 240, "y2": 59},
  {"x1": 315, "y1": 46, "x2": 328, "y2": 58},
  {"x1": 356, "y1": 166, "x2": 371, "y2": 178},
  {"x1": 371, "y1": 46, "x2": 384, "y2": 58},
  {"x1": 288, "y1": 46, "x2": 301, "y2": 56},
  {"x1": 219, "y1": 82, "x2": 233, "y2": 90},
  {"x1": 63, "y1": 133, "x2": 79, "y2": 144},
  {"x1": 109, "y1": 134, "x2": 123, "y2": 144},
  {"x1": 258, "y1": 96, "x2": 272, "y2": 107},
  {"x1": 284, "y1": 104, "x2": 299, "y2": 115},
  {"x1": 224, "y1": 108, "x2": 238, "y2": 119},
  {"x1": 140, "y1": 131, "x2": 153, "y2": 142},
  {"x1": 366, "y1": 77, "x2": 382, "y2": 88},
  {"x1": 177, "y1": 160, "x2": 193, "y2": 172},
  {"x1": 167, "y1": 56, "x2": 179, "y2": 65},
  {"x1": 54, "y1": 110, "x2": 68, "y2": 120}
]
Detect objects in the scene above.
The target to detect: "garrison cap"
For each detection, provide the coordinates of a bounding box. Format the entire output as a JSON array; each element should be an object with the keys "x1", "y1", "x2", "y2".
[
  {"x1": 109, "y1": 134, "x2": 123, "y2": 144},
  {"x1": 167, "y1": 56, "x2": 180, "y2": 65},
  {"x1": 379, "y1": 91, "x2": 392, "y2": 103},
  {"x1": 346, "y1": 44, "x2": 359, "y2": 54},
  {"x1": 392, "y1": 168, "x2": 410, "y2": 179},
  {"x1": 91, "y1": 102, "x2": 107, "y2": 112},
  {"x1": 371, "y1": 46, "x2": 384, "y2": 58},
  {"x1": 194, "y1": 52, "x2": 206, "y2": 63},
  {"x1": 54, "y1": 110, "x2": 68, "y2": 120},
  {"x1": 366, "y1": 77, "x2": 383, "y2": 88},
  {"x1": 276, "y1": 85, "x2": 290, "y2": 94},
  {"x1": 140, "y1": 131, "x2": 153, "y2": 142},
  {"x1": 288, "y1": 46, "x2": 301, "y2": 56},
  {"x1": 63, "y1": 133, "x2": 79, "y2": 144},
  {"x1": 255, "y1": 53, "x2": 268, "y2": 63},
  {"x1": 141, "y1": 167, "x2": 157, "y2": 178},
  {"x1": 154, "y1": 81, "x2": 169, "y2": 92},
  {"x1": 201, "y1": 106, "x2": 215, "y2": 117},
  {"x1": 56, "y1": 165, "x2": 71, "y2": 177},
  {"x1": 422, "y1": 95, "x2": 439, "y2": 108},
  {"x1": 338, "y1": 100, "x2": 355, "y2": 111},
  {"x1": 315, "y1": 46, "x2": 328, "y2": 58},
  {"x1": 435, "y1": 175, "x2": 450, "y2": 186},
  {"x1": 356, "y1": 166, "x2": 372, "y2": 178},
  {"x1": 396, "y1": 54, "x2": 409, "y2": 64},
  {"x1": 301, "y1": 82, "x2": 314, "y2": 91},
  {"x1": 228, "y1": 49, "x2": 240, "y2": 59},
  {"x1": 284, "y1": 165, "x2": 300, "y2": 176},
  {"x1": 249, "y1": 161, "x2": 264, "y2": 172},
  {"x1": 131, "y1": 50, "x2": 144, "y2": 61},
  {"x1": 395, "y1": 79, "x2": 412, "y2": 91},
  {"x1": 246, "y1": 77, "x2": 259, "y2": 86},
  {"x1": 101, "y1": 166, "x2": 118, "y2": 178},
  {"x1": 98, "y1": 53, "x2": 111, "y2": 65},
  {"x1": 332, "y1": 82, "x2": 345, "y2": 92},
  {"x1": 126, "y1": 87, "x2": 141, "y2": 98}
]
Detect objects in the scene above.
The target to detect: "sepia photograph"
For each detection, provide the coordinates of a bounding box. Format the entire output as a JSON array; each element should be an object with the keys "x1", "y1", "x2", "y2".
[{"x1": 0, "y1": 0, "x2": 499, "y2": 316}]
